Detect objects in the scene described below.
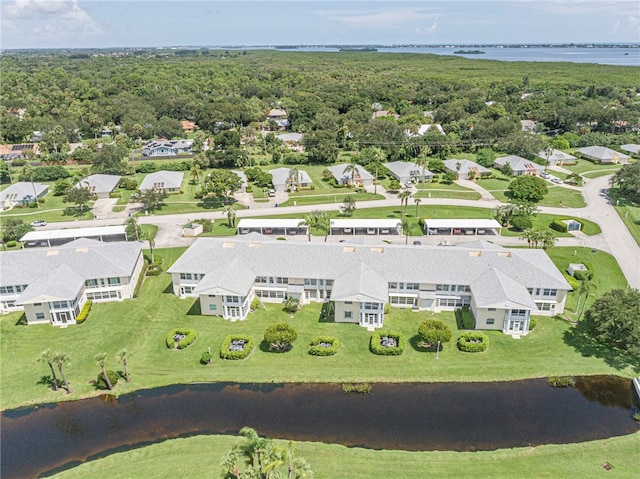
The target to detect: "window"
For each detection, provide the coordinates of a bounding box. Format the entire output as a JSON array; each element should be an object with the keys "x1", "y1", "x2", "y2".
[
  {"x1": 85, "y1": 279, "x2": 98, "y2": 288},
  {"x1": 325, "y1": 280, "x2": 334, "y2": 287},
  {"x1": 304, "y1": 278, "x2": 317, "y2": 286},
  {"x1": 345, "y1": 301, "x2": 352, "y2": 304},
  {"x1": 209, "y1": 304, "x2": 217, "y2": 311},
  {"x1": 486, "y1": 318, "x2": 495, "y2": 325},
  {"x1": 255, "y1": 277, "x2": 267, "y2": 284},
  {"x1": 35, "y1": 312, "x2": 45, "y2": 320},
  {"x1": 389, "y1": 282, "x2": 398, "y2": 289},
  {"x1": 458, "y1": 285, "x2": 471, "y2": 293},
  {"x1": 108, "y1": 277, "x2": 120, "y2": 286},
  {"x1": 436, "y1": 284, "x2": 449, "y2": 292},
  {"x1": 0, "y1": 286, "x2": 14, "y2": 294},
  {"x1": 536, "y1": 302, "x2": 555, "y2": 312},
  {"x1": 542, "y1": 289, "x2": 557, "y2": 297},
  {"x1": 15, "y1": 285, "x2": 24, "y2": 293},
  {"x1": 390, "y1": 296, "x2": 416, "y2": 306},
  {"x1": 344, "y1": 311, "x2": 353, "y2": 319},
  {"x1": 488, "y1": 308, "x2": 496, "y2": 311},
  {"x1": 180, "y1": 273, "x2": 192, "y2": 280},
  {"x1": 34, "y1": 302, "x2": 42, "y2": 307},
  {"x1": 224, "y1": 296, "x2": 240, "y2": 303},
  {"x1": 276, "y1": 277, "x2": 289, "y2": 285},
  {"x1": 406, "y1": 283, "x2": 419, "y2": 290}
]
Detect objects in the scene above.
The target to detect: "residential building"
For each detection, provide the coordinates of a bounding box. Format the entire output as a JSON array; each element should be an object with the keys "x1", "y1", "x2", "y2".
[
  {"x1": 266, "y1": 109, "x2": 290, "y2": 130},
  {"x1": 520, "y1": 120, "x2": 537, "y2": 132},
  {"x1": 0, "y1": 239, "x2": 144, "y2": 325},
  {"x1": 620, "y1": 144, "x2": 640, "y2": 159},
  {"x1": 0, "y1": 182, "x2": 48, "y2": 208},
  {"x1": 139, "y1": 170, "x2": 184, "y2": 193},
  {"x1": 575, "y1": 146, "x2": 630, "y2": 164},
  {"x1": 269, "y1": 167, "x2": 312, "y2": 192},
  {"x1": 168, "y1": 236, "x2": 570, "y2": 335},
  {"x1": 327, "y1": 163, "x2": 374, "y2": 187},
  {"x1": 443, "y1": 159, "x2": 490, "y2": 180},
  {"x1": 495, "y1": 155, "x2": 545, "y2": 176},
  {"x1": 20, "y1": 225, "x2": 127, "y2": 248},
  {"x1": 384, "y1": 161, "x2": 434, "y2": 184},
  {"x1": 181, "y1": 120, "x2": 198, "y2": 133},
  {"x1": 76, "y1": 174, "x2": 121, "y2": 199},
  {"x1": 142, "y1": 139, "x2": 193, "y2": 157},
  {"x1": 535, "y1": 149, "x2": 576, "y2": 166},
  {"x1": 372, "y1": 110, "x2": 400, "y2": 120},
  {"x1": 0, "y1": 143, "x2": 40, "y2": 160},
  {"x1": 406, "y1": 124, "x2": 446, "y2": 137}
]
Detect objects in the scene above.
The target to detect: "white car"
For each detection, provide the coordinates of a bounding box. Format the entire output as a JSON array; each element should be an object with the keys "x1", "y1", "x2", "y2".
[
  {"x1": 31, "y1": 219, "x2": 47, "y2": 227},
  {"x1": 551, "y1": 177, "x2": 563, "y2": 184}
]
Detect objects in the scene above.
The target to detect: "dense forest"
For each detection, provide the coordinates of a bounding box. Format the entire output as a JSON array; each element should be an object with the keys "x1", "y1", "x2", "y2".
[{"x1": 1, "y1": 49, "x2": 639, "y2": 166}]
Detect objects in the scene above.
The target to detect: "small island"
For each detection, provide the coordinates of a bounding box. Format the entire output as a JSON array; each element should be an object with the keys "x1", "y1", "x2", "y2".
[{"x1": 454, "y1": 49, "x2": 485, "y2": 54}]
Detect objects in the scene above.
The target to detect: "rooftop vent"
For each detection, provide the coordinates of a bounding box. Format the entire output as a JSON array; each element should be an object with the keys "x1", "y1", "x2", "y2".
[
  {"x1": 46, "y1": 250, "x2": 59, "y2": 256},
  {"x1": 497, "y1": 251, "x2": 512, "y2": 258},
  {"x1": 75, "y1": 247, "x2": 89, "y2": 253},
  {"x1": 249, "y1": 243, "x2": 262, "y2": 249},
  {"x1": 222, "y1": 242, "x2": 235, "y2": 249},
  {"x1": 468, "y1": 250, "x2": 482, "y2": 257},
  {"x1": 342, "y1": 246, "x2": 356, "y2": 253},
  {"x1": 370, "y1": 247, "x2": 384, "y2": 254}
]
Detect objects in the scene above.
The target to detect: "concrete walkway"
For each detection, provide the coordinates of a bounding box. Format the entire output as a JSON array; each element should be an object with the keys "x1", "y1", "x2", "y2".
[{"x1": 456, "y1": 179, "x2": 496, "y2": 201}]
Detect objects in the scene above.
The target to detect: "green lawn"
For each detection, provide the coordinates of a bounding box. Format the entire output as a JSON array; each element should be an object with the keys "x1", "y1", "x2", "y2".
[
  {"x1": 480, "y1": 180, "x2": 586, "y2": 208},
  {"x1": 609, "y1": 188, "x2": 640, "y2": 247},
  {"x1": 280, "y1": 191, "x2": 384, "y2": 207},
  {"x1": 50, "y1": 431, "x2": 640, "y2": 479},
  {"x1": 563, "y1": 159, "x2": 623, "y2": 177},
  {"x1": 2, "y1": 247, "x2": 636, "y2": 412},
  {"x1": 412, "y1": 181, "x2": 481, "y2": 200},
  {"x1": 0, "y1": 185, "x2": 94, "y2": 223}
]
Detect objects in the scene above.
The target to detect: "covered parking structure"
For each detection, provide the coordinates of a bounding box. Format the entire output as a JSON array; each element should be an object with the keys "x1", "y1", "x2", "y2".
[
  {"x1": 423, "y1": 219, "x2": 502, "y2": 236},
  {"x1": 20, "y1": 225, "x2": 127, "y2": 248},
  {"x1": 237, "y1": 219, "x2": 307, "y2": 236},
  {"x1": 329, "y1": 219, "x2": 402, "y2": 236}
]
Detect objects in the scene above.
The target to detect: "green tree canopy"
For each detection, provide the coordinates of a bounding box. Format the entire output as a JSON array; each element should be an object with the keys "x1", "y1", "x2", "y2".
[
  {"x1": 610, "y1": 162, "x2": 640, "y2": 203},
  {"x1": 508, "y1": 175, "x2": 548, "y2": 202},
  {"x1": 203, "y1": 169, "x2": 242, "y2": 203},
  {"x1": 264, "y1": 323, "x2": 298, "y2": 352}
]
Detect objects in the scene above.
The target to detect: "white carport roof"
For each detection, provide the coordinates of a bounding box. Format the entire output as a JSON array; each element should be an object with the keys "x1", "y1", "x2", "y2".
[
  {"x1": 330, "y1": 219, "x2": 402, "y2": 228},
  {"x1": 20, "y1": 225, "x2": 126, "y2": 242},
  {"x1": 423, "y1": 219, "x2": 502, "y2": 229},
  {"x1": 237, "y1": 219, "x2": 306, "y2": 229}
]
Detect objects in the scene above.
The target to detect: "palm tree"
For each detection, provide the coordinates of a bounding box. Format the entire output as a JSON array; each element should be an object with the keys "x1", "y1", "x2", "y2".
[
  {"x1": 287, "y1": 166, "x2": 299, "y2": 191},
  {"x1": 543, "y1": 144, "x2": 554, "y2": 171},
  {"x1": 237, "y1": 427, "x2": 269, "y2": 472},
  {"x1": 37, "y1": 350, "x2": 59, "y2": 391},
  {"x1": 575, "y1": 280, "x2": 596, "y2": 319},
  {"x1": 53, "y1": 352, "x2": 72, "y2": 393},
  {"x1": 343, "y1": 161, "x2": 360, "y2": 187},
  {"x1": 540, "y1": 230, "x2": 557, "y2": 250},
  {"x1": 189, "y1": 164, "x2": 202, "y2": 184},
  {"x1": 401, "y1": 217, "x2": 411, "y2": 245},
  {"x1": 223, "y1": 204, "x2": 237, "y2": 228},
  {"x1": 116, "y1": 349, "x2": 132, "y2": 383},
  {"x1": 398, "y1": 190, "x2": 411, "y2": 215},
  {"x1": 417, "y1": 145, "x2": 432, "y2": 193},
  {"x1": 370, "y1": 147, "x2": 385, "y2": 194},
  {"x1": 519, "y1": 228, "x2": 535, "y2": 248},
  {"x1": 95, "y1": 352, "x2": 113, "y2": 390},
  {"x1": 414, "y1": 197, "x2": 422, "y2": 217}
]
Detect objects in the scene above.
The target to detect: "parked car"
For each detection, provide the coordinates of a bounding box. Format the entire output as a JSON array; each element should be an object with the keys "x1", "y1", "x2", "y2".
[
  {"x1": 539, "y1": 172, "x2": 550, "y2": 179},
  {"x1": 267, "y1": 189, "x2": 276, "y2": 197},
  {"x1": 413, "y1": 240, "x2": 422, "y2": 245},
  {"x1": 31, "y1": 219, "x2": 47, "y2": 227},
  {"x1": 551, "y1": 177, "x2": 563, "y2": 184}
]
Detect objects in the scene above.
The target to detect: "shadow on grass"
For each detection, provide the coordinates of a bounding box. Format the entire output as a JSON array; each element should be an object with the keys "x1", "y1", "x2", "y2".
[
  {"x1": 15, "y1": 313, "x2": 27, "y2": 326},
  {"x1": 562, "y1": 325, "x2": 639, "y2": 373},
  {"x1": 162, "y1": 282, "x2": 174, "y2": 294},
  {"x1": 197, "y1": 197, "x2": 226, "y2": 209},
  {"x1": 186, "y1": 299, "x2": 202, "y2": 316},
  {"x1": 408, "y1": 334, "x2": 438, "y2": 353},
  {"x1": 63, "y1": 206, "x2": 89, "y2": 217},
  {"x1": 318, "y1": 303, "x2": 335, "y2": 323},
  {"x1": 37, "y1": 375, "x2": 56, "y2": 389}
]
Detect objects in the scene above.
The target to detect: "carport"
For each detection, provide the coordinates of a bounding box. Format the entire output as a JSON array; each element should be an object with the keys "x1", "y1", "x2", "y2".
[
  {"x1": 20, "y1": 225, "x2": 127, "y2": 247},
  {"x1": 236, "y1": 219, "x2": 307, "y2": 236},
  {"x1": 329, "y1": 219, "x2": 402, "y2": 235},
  {"x1": 422, "y1": 219, "x2": 502, "y2": 236}
]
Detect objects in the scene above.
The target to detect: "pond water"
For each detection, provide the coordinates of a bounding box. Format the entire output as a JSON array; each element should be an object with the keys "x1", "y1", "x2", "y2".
[{"x1": 1, "y1": 376, "x2": 638, "y2": 478}]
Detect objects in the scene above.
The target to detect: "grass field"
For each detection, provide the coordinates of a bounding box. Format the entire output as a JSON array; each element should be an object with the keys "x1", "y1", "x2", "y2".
[
  {"x1": 412, "y1": 181, "x2": 482, "y2": 200},
  {"x1": 478, "y1": 175, "x2": 586, "y2": 208},
  {"x1": 280, "y1": 191, "x2": 384, "y2": 207},
  {"x1": 609, "y1": 188, "x2": 640, "y2": 247},
  {"x1": 563, "y1": 159, "x2": 623, "y2": 177},
  {"x1": 50, "y1": 431, "x2": 640, "y2": 479},
  {"x1": 0, "y1": 184, "x2": 94, "y2": 223},
  {"x1": 1, "y1": 246, "x2": 636, "y2": 412}
]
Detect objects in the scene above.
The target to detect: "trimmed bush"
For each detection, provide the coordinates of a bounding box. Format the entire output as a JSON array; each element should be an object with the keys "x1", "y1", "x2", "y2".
[
  {"x1": 309, "y1": 336, "x2": 340, "y2": 356},
  {"x1": 342, "y1": 382, "x2": 372, "y2": 394},
  {"x1": 264, "y1": 323, "x2": 298, "y2": 352},
  {"x1": 511, "y1": 216, "x2": 532, "y2": 231},
  {"x1": 370, "y1": 330, "x2": 405, "y2": 356},
  {"x1": 548, "y1": 376, "x2": 575, "y2": 387},
  {"x1": 220, "y1": 334, "x2": 254, "y2": 360},
  {"x1": 457, "y1": 332, "x2": 489, "y2": 352},
  {"x1": 550, "y1": 219, "x2": 568, "y2": 233},
  {"x1": 455, "y1": 306, "x2": 475, "y2": 329},
  {"x1": 75, "y1": 300, "x2": 92, "y2": 324},
  {"x1": 6, "y1": 240, "x2": 17, "y2": 248},
  {"x1": 383, "y1": 303, "x2": 391, "y2": 314},
  {"x1": 96, "y1": 370, "x2": 119, "y2": 390},
  {"x1": 166, "y1": 328, "x2": 197, "y2": 350},
  {"x1": 418, "y1": 319, "x2": 452, "y2": 347},
  {"x1": 563, "y1": 272, "x2": 579, "y2": 290},
  {"x1": 200, "y1": 351, "x2": 213, "y2": 365},
  {"x1": 529, "y1": 318, "x2": 537, "y2": 330}
]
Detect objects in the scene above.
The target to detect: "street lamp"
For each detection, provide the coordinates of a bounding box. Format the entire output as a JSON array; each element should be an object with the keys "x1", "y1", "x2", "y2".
[{"x1": 436, "y1": 340, "x2": 440, "y2": 359}]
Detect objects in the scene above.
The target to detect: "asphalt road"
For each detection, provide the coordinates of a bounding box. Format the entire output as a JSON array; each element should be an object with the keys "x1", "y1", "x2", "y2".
[{"x1": 32, "y1": 175, "x2": 639, "y2": 289}]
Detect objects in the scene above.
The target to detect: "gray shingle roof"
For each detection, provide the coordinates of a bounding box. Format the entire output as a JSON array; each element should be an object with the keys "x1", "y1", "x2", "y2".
[
  {"x1": 194, "y1": 258, "x2": 256, "y2": 296},
  {"x1": 76, "y1": 174, "x2": 121, "y2": 194},
  {"x1": 268, "y1": 168, "x2": 312, "y2": 188},
  {"x1": 327, "y1": 164, "x2": 374, "y2": 182},
  {"x1": 384, "y1": 161, "x2": 433, "y2": 180},
  {"x1": 139, "y1": 170, "x2": 184, "y2": 191},
  {"x1": 331, "y1": 262, "x2": 389, "y2": 302},
  {"x1": 495, "y1": 155, "x2": 544, "y2": 173},
  {"x1": 443, "y1": 159, "x2": 490, "y2": 175},
  {"x1": 16, "y1": 264, "x2": 86, "y2": 304},
  {"x1": 471, "y1": 267, "x2": 538, "y2": 309},
  {"x1": 576, "y1": 146, "x2": 630, "y2": 161},
  {"x1": 0, "y1": 182, "x2": 48, "y2": 202}
]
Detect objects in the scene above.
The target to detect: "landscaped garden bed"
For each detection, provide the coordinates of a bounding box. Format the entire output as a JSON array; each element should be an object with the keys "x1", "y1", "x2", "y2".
[
  {"x1": 309, "y1": 336, "x2": 340, "y2": 356},
  {"x1": 220, "y1": 334, "x2": 254, "y2": 360},
  {"x1": 370, "y1": 331, "x2": 405, "y2": 355},
  {"x1": 457, "y1": 332, "x2": 489, "y2": 352},
  {"x1": 166, "y1": 328, "x2": 197, "y2": 350}
]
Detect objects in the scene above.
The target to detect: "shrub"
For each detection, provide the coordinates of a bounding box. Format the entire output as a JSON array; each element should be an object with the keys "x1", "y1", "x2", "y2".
[
  {"x1": 251, "y1": 297, "x2": 261, "y2": 311},
  {"x1": 370, "y1": 330, "x2": 405, "y2": 356},
  {"x1": 548, "y1": 376, "x2": 576, "y2": 387},
  {"x1": 573, "y1": 270, "x2": 589, "y2": 281},
  {"x1": 119, "y1": 177, "x2": 138, "y2": 190},
  {"x1": 283, "y1": 296, "x2": 300, "y2": 313},
  {"x1": 166, "y1": 328, "x2": 197, "y2": 349},
  {"x1": 550, "y1": 219, "x2": 568, "y2": 233},
  {"x1": 563, "y1": 272, "x2": 579, "y2": 290},
  {"x1": 133, "y1": 261, "x2": 149, "y2": 297},
  {"x1": 309, "y1": 336, "x2": 340, "y2": 356},
  {"x1": 264, "y1": 323, "x2": 298, "y2": 352},
  {"x1": 529, "y1": 318, "x2": 537, "y2": 330},
  {"x1": 418, "y1": 319, "x2": 452, "y2": 347},
  {"x1": 200, "y1": 351, "x2": 213, "y2": 365},
  {"x1": 511, "y1": 216, "x2": 532, "y2": 231},
  {"x1": 75, "y1": 300, "x2": 92, "y2": 324},
  {"x1": 457, "y1": 332, "x2": 489, "y2": 352},
  {"x1": 96, "y1": 370, "x2": 119, "y2": 390},
  {"x1": 383, "y1": 303, "x2": 391, "y2": 314},
  {"x1": 220, "y1": 334, "x2": 254, "y2": 360},
  {"x1": 5, "y1": 240, "x2": 17, "y2": 248},
  {"x1": 342, "y1": 382, "x2": 372, "y2": 394},
  {"x1": 28, "y1": 202, "x2": 37, "y2": 208},
  {"x1": 455, "y1": 306, "x2": 475, "y2": 329}
]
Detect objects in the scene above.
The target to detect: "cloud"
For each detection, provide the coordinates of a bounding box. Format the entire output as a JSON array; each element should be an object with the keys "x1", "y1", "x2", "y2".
[
  {"x1": 316, "y1": 6, "x2": 438, "y2": 29},
  {"x1": 2, "y1": 0, "x2": 102, "y2": 35},
  {"x1": 415, "y1": 20, "x2": 438, "y2": 35}
]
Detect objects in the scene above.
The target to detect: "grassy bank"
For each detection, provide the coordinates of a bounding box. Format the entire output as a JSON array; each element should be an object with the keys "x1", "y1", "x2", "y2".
[
  {"x1": 1, "y1": 247, "x2": 636, "y2": 412},
  {"x1": 50, "y1": 431, "x2": 640, "y2": 479}
]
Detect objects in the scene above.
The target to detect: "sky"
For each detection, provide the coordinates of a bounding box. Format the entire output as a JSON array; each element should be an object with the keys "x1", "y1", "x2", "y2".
[{"x1": 1, "y1": 0, "x2": 639, "y2": 49}]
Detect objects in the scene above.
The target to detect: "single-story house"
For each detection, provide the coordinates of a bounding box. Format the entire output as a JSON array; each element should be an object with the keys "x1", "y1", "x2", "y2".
[
  {"x1": 620, "y1": 144, "x2": 640, "y2": 158},
  {"x1": 423, "y1": 219, "x2": 502, "y2": 236},
  {"x1": 372, "y1": 110, "x2": 400, "y2": 120},
  {"x1": 236, "y1": 219, "x2": 307, "y2": 236},
  {"x1": 266, "y1": 109, "x2": 290, "y2": 129},
  {"x1": 406, "y1": 124, "x2": 446, "y2": 137},
  {"x1": 139, "y1": 170, "x2": 184, "y2": 193},
  {"x1": 142, "y1": 139, "x2": 193, "y2": 157},
  {"x1": 0, "y1": 239, "x2": 144, "y2": 325},
  {"x1": 495, "y1": 155, "x2": 545, "y2": 176},
  {"x1": 0, "y1": 143, "x2": 40, "y2": 160},
  {"x1": 0, "y1": 182, "x2": 48, "y2": 208},
  {"x1": 20, "y1": 225, "x2": 127, "y2": 248},
  {"x1": 167, "y1": 236, "x2": 570, "y2": 334},
  {"x1": 443, "y1": 159, "x2": 490, "y2": 180},
  {"x1": 520, "y1": 120, "x2": 537, "y2": 132},
  {"x1": 384, "y1": 161, "x2": 434, "y2": 184},
  {"x1": 327, "y1": 163, "x2": 374, "y2": 187},
  {"x1": 536, "y1": 149, "x2": 576, "y2": 166},
  {"x1": 329, "y1": 219, "x2": 402, "y2": 236},
  {"x1": 181, "y1": 120, "x2": 198, "y2": 133},
  {"x1": 76, "y1": 174, "x2": 121, "y2": 199},
  {"x1": 575, "y1": 146, "x2": 630, "y2": 164},
  {"x1": 276, "y1": 132, "x2": 304, "y2": 150},
  {"x1": 269, "y1": 167, "x2": 312, "y2": 192}
]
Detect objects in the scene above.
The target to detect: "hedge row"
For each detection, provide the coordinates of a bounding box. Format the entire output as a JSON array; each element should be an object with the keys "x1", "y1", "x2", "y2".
[
  {"x1": 457, "y1": 332, "x2": 489, "y2": 352},
  {"x1": 550, "y1": 219, "x2": 569, "y2": 233},
  {"x1": 166, "y1": 328, "x2": 197, "y2": 349},
  {"x1": 370, "y1": 330, "x2": 405, "y2": 356},
  {"x1": 308, "y1": 336, "x2": 340, "y2": 356},
  {"x1": 220, "y1": 334, "x2": 254, "y2": 360},
  {"x1": 573, "y1": 261, "x2": 594, "y2": 281},
  {"x1": 75, "y1": 300, "x2": 92, "y2": 324},
  {"x1": 456, "y1": 306, "x2": 475, "y2": 329}
]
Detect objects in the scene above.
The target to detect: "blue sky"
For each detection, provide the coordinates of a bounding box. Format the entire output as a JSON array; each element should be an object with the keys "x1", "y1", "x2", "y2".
[{"x1": 1, "y1": 1, "x2": 639, "y2": 49}]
